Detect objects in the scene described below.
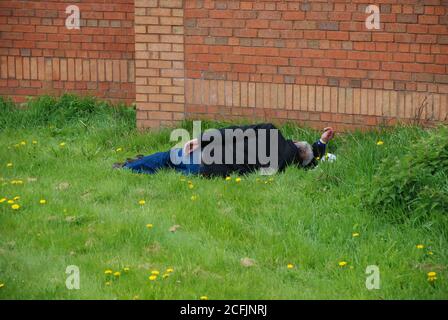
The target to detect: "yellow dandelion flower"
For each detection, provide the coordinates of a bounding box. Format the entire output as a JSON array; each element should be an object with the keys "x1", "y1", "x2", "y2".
[
  {"x1": 13, "y1": 196, "x2": 20, "y2": 201},
  {"x1": 11, "y1": 204, "x2": 20, "y2": 210},
  {"x1": 20, "y1": 141, "x2": 26, "y2": 145},
  {"x1": 0, "y1": 283, "x2": 4, "y2": 289},
  {"x1": 146, "y1": 223, "x2": 153, "y2": 229},
  {"x1": 7, "y1": 200, "x2": 14, "y2": 204},
  {"x1": 113, "y1": 271, "x2": 121, "y2": 277},
  {"x1": 225, "y1": 176, "x2": 231, "y2": 181},
  {"x1": 352, "y1": 232, "x2": 360, "y2": 237},
  {"x1": 166, "y1": 268, "x2": 174, "y2": 273},
  {"x1": 149, "y1": 275, "x2": 157, "y2": 281},
  {"x1": 428, "y1": 251, "x2": 434, "y2": 255},
  {"x1": 32, "y1": 140, "x2": 38, "y2": 144},
  {"x1": 162, "y1": 273, "x2": 170, "y2": 279},
  {"x1": 200, "y1": 296, "x2": 208, "y2": 300},
  {"x1": 123, "y1": 267, "x2": 130, "y2": 273},
  {"x1": 235, "y1": 177, "x2": 241, "y2": 183},
  {"x1": 338, "y1": 261, "x2": 348, "y2": 267},
  {"x1": 0, "y1": 198, "x2": 6, "y2": 203},
  {"x1": 376, "y1": 140, "x2": 384, "y2": 146},
  {"x1": 416, "y1": 244, "x2": 424, "y2": 249},
  {"x1": 151, "y1": 270, "x2": 160, "y2": 275},
  {"x1": 427, "y1": 271, "x2": 437, "y2": 282},
  {"x1": 188, "y1": 184, "x2": 194, "y2": 189},
  {"x1": 115, "y1": 147, "x2": 123, "y2": 152},
  {"x1": 138, "y1": 199, "x2": 146, "y2": 205},
  {"x1": 191, "y1": 195, "x2": 198, "y2": 201},
  {"x1": 287, "y1": 263, "x2": 294, "y2": 269},
  {"x1": 59, "y1": 142, "x2": 66, "y2": 147},
  {"x1": 6, "y1": 163, "x2": 13, "y2": 168},
  {"x1": 39, "y1": 199, "x2": 47, "y2": 204},
  {"x1": 104, "y1": 269, "x2": 113, "y2": 275}
]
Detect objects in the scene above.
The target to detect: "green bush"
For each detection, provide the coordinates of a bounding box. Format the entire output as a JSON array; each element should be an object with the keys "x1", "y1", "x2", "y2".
[{"x1": 365, "y1": 126, "x2": 448, "y2": 216}]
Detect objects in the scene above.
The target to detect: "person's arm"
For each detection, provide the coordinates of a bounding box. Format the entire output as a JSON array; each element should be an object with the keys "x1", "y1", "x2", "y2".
[
  {"x1": 312, "y1": 127, "x2": 334, "y2": 159},
  {"x1": 312, "y1": 139, "x2": 327, "y2": 160},
  {"x1": 183, "y1": 138, "x2": 199, "y2": 155}
]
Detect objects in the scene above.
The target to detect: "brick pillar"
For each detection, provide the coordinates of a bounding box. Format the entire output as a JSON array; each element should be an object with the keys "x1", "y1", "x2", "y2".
[{"x1": 135, "y1": 0, "x2": 185, "y2": 129}]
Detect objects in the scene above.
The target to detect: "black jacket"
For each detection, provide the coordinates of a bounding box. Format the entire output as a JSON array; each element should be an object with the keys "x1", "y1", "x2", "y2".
[{"x1": 198, "y1": 123, "x2": 301, "y2": 177}]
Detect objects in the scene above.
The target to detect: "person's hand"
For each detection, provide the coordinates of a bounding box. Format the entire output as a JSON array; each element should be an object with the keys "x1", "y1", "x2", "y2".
[
  {"x1": 320, "y1": 127, "x2": 335, "y2": 143},
  {"x1": 183, "y1": 138, "x2": 199, "y2": 155}
]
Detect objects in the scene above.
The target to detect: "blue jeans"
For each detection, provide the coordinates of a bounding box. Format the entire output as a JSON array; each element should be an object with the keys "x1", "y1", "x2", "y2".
[{"x1": 123, "y1": 148, "x2": 201, "y2": 175}]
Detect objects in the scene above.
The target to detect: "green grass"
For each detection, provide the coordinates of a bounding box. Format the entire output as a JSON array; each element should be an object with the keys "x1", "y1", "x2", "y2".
[{"x1": 0, "y1": 95, "x2": 447, "y2": 300}]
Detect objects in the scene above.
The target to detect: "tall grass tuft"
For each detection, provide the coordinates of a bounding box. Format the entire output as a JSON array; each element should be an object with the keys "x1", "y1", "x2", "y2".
[
  {"x1": 0, "y1": 94, "x2": 135, "y2": 130},
  {"x1": 364, "y1": 125, "x2": 448, "y2": 217}
]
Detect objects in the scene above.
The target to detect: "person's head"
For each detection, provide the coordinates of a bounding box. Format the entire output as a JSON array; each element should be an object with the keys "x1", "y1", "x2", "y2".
[{"x1": 294, "y1": 141, "x2": 314, "y2": 167}]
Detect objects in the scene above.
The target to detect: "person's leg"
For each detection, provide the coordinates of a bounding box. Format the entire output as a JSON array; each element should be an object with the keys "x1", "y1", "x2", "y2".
[{"x1": 123, "y1": 150, "x2": 172, "y2": 174}]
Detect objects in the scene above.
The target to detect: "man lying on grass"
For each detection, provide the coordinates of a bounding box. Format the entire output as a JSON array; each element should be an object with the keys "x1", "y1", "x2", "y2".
[{"x1": 117, "y1": 123, "x2": 335, "y2": 177}]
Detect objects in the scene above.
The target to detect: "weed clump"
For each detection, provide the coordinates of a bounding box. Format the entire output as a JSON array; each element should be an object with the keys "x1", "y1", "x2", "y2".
[{"x1": 365, "y1": 126, "x2": 448, "y2": 216}]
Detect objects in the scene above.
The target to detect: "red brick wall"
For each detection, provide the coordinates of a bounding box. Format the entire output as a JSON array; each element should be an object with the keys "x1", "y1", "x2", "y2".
[
  {"x1": 2, "y1": 1, "x2": 448, "y2": 130},
  {"x1": 185, "y1": 1, "x2": 448, "y2": 92},
  {"x1": 180, "y1": 0, "x2": 448, "y2": 130},
  {"x1": 0, "y1": 0, "x2": 135, "y2": 103}
]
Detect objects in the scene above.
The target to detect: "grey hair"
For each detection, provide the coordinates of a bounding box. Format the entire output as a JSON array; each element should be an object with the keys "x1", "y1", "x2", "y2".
[{"x1": 294, "y1": 141, "x2": 314, "y2": 166}]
